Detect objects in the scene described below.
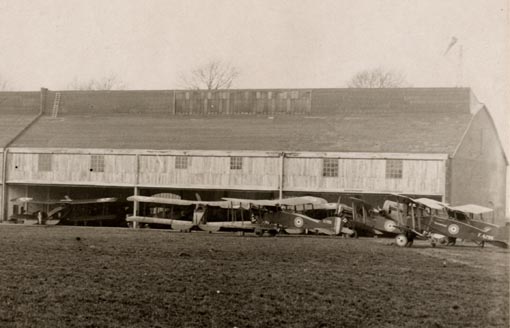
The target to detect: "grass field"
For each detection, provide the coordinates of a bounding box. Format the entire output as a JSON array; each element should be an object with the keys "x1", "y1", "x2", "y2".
[{"x1": 0, "y1": 226, "x2": 508, "y2": 328}]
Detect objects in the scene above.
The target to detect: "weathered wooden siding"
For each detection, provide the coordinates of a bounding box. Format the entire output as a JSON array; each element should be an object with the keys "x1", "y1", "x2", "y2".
[
  {"x1": 283, "y1": 157, "x2": 445, "y2": 195},
  {"x1": 0, "y1": 152, "x2": 3, "y2": 182},
  {"x1": 7, "y1": 153, "x2": 137, "y2": 186},
  {"x1": 4, "y1": 149, "x2": 447, "y2": 196},
  {"x1": 450, "y1": 108, "x2": 507, "y2": 222},
  {"x1": 138, "y1": 155, "x2": 280, "y2": 190},
  {"x1": 174, "y1": 90, "x2": 312, "y2": 115}
]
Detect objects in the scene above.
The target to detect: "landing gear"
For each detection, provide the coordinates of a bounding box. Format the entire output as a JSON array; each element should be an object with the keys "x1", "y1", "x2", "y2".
[
  {"x1": 446, "y1": 237, "x2": 456, "y2": 246},
  {"x1": 348, "y1": 230, "x2": 358, "y2": 239},
  {"x1": 395, "y1": 231, "x2": 415, "y2": 247},
  {"x1": 267, "y1": 230, "x2": 278, "y2": 237},
  {"x1": 254, "y1": 228, "x2": 278, "y2": 237},
  {"x1": 395, "y1": 234, "x2": 408, "y2": 247},
  {"x1": 475, "y1": 240, "x2": 485, "y2": 248}
]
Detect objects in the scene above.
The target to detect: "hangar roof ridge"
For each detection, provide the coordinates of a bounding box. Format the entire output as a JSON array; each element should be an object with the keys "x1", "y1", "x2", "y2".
[{"x1": 0, "y1": 87, "x2": 479, "y2": 154}]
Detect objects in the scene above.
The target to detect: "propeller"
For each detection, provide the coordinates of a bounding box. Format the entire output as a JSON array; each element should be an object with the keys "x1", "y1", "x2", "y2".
[{"x1": 335, "y1": 196, "x2": 341, "y2": 215}]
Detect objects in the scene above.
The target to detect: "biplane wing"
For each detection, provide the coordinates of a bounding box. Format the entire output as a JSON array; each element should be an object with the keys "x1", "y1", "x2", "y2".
[
  {"x1": 420, "y1": 215, "x2": 488, "y2": 240},
  {"x1": 127, "y1": 195, "x2": 231, "y2": 208},
  {"x1": 448, "y1": 204, "x2": 493, "y2": 215},
  {"x1": 8, "y1": 197, "x2": 119, "y2": 226},
  {"x1": 413, "y1": 198, "x2": 446, "y2": 210},
  {"x1": 444, "y1": 204, "x2": 507, "y2": 248},
  {"x1": 256, "y1": 211, "x2": 350, "y2": 236},
  {"x1": 222, "y1": 196, "x2": 328, "y2": 206},
  {"x1": 349, "y1": 197, "x2": 376, "y2": 209},
  {"x1": 223, "y1": 196, "x2": 350, "y2": 236},
  {"x1": 126, "y1": 215, "x2": 195, "y2": 231},
  {"x1": 127, "y1": 195, "x2": 253, "y2": 232},
  {"x1": 10, "y1": 197, "x2": 118, "y2": 205},
  {"x1": 346, "y1": 197, "x2": 400, "y2": 236}
]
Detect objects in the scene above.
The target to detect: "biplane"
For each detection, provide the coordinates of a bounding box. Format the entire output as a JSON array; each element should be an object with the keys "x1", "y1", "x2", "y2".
[
  {"x1": 387, "y1": 194, "x2": 507, "y2": 248},
  {"x1": 446, "y1": 204, "x2": 509, "y2": 248},
  {"x1": 8, "y1": 196, "x2": 121, "y2": 226},
  {"x1": 341, "y1": 197, "x2": 400, "y2": 238},
  {"x1": 222, "y1": 196, "x2": 354, "y2": 236},
  {"x1": 126, "y1": 195, "x2": 255, "y2": 232}
]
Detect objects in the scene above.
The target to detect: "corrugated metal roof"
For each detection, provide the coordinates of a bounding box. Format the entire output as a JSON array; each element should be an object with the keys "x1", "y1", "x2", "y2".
[{"x1": 11, "y1": 111, "x2": 472, "y2": 153}]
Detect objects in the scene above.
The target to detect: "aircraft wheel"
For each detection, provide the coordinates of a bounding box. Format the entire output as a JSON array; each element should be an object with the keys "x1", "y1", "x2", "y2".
[
  {"x1": 446, "y1": 237, "x2": 456, "y2": 246},
  {"x1": 348, "y1": 230, "x2": 358, "y2": 239},
  {"x1": 255, "y1": 228, "x2": 264, "y2": 237},
  {"x1": 268, "y1": 230, "x2": 278, "y2": 237},
  {"x1": 395, "y1": 234, "x2": 408, "y2": 247}
]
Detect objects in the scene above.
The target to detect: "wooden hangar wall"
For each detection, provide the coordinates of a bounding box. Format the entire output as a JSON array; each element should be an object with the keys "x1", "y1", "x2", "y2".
[{"x1": 4, "y1": 148, "x2": 447, "y2": 218}]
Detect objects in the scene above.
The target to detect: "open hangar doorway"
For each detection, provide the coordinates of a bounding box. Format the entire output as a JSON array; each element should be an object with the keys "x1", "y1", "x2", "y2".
[{"x1": 7, "y1": 184, "x2": 135, "y2": 226}]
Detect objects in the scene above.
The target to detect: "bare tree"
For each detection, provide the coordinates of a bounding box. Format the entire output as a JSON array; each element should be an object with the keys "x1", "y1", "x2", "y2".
[
  {"x1": 347, "y1": 68, "x2": 408, "y2": 88},
  {"x1": 180, "y1": 60, "x2": 240, "y2": 90},
  {"x1": 67, "y1": 74, "x2": 126, "y2": 90}
]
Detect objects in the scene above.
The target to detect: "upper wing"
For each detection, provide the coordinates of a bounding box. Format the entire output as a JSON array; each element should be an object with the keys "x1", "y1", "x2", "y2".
[
  {"x1": 222, "y1": 198, "x2": 278, "y2": 207},
  {"x1": 222, "y1": 196, "x2": 328, "y2": 208},
  {"x1": 413, "y1": 198, "x2": 445, "y2": 210},
  {"x1": 279, "y1": 196, "x2": 328, "y2": 206},
  {"x1": 448, "y1": 204, "x2": 494, "y2": 215},
  {"x1": 63, "y1": 197, "x2": 118, "y2": 205},
  {"x1": 349, "y1": 197, "x2": 374, "y2": 210},
  {"x1": 390, "y1": 193, "x2": 417, "y2": 203},
  {"x1": 128, "y1": 195, "x2": 232, "y2": 208},
  {"x1": 10, "y1": 197, "x2": 117, "y2": 205}
]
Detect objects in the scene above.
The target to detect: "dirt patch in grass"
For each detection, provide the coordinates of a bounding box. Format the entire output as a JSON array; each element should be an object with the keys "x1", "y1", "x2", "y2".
[{"x1": 0, "y1": 226, "x2": 508, "y2": 328}]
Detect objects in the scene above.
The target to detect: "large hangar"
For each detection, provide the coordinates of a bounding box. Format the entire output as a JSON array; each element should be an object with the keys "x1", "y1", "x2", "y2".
[{"x1": 0, "y1": 88, "x2": 506, "y2": 223}]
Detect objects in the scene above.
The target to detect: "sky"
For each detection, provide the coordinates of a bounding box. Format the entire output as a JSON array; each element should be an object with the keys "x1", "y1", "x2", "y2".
[{"x1": 0, "y1": 0, "x2": 509, "y2": 209}]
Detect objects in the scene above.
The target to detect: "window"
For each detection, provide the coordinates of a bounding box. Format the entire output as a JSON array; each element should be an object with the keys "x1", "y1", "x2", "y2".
[
  {"x1": 90, "y1": 155, "x2": 105, "y2": 172},
  {"x1": 38, "y1": 154, "x2": 52, "y2": 172},
  {"x1": 175, "y1": 156, "x2": 189, "y2": 169},
  {"x1": 386, "y1": 159, "x2": 403, "y2": 179},
  {"x1": 322, "y1": 158, "x2": 338, "y2": 177},
  {"x1": 230, "y1": 157, "x2": 243, "y2": 170}
]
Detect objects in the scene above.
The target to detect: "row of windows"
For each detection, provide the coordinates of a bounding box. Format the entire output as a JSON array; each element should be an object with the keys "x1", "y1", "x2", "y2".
[
  {"x1": 36, "y1": 155, "x2": 244, "y2": 172},
  {"x1": 322, "y1": 159, "x2": 403, "y2": 179},
  {"x1": 38, "y1": 154, "x2": 106, "y2": 172},
  {"x1": 175, "y1": 156, "x2": 243, "y2": 170},
  {"x1": 36, "y1": 155, "x2": 404, "y2": 179}
]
